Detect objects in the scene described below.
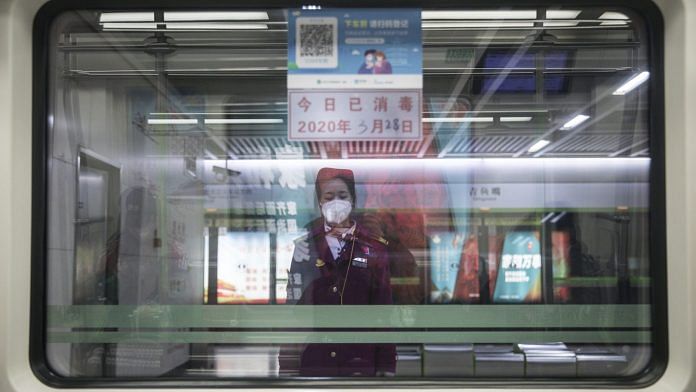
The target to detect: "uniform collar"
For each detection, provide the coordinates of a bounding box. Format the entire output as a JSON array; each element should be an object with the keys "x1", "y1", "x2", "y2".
[{"x1": 324, "y1": 221, "x2": 356, "y2": 239}]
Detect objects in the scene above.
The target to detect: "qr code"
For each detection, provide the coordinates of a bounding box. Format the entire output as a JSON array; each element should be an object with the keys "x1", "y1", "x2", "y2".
[
  {"x1": 295, "y1": 17, "x2": 337, "y2": 68},
  {"x1": 299, "y1": 24, "x2": 334, "y2": 57}
]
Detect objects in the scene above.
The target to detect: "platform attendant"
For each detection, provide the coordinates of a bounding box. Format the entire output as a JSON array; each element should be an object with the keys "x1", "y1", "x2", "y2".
[{"x1": 284, "y1": 167, "x2": 396, "y2": 377}]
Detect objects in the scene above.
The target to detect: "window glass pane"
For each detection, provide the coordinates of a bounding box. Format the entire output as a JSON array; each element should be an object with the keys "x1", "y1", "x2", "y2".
[{"x1": 43, "y1": 6, "x2": 656, "y2": 382}]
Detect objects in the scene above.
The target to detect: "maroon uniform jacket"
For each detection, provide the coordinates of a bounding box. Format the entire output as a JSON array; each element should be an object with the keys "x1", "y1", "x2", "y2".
[{"x1": 284, "y1": 219, "x2": 396, "y2": 377}]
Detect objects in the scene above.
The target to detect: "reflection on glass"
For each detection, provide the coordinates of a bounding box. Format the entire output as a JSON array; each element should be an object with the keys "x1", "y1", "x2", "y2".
[
  {"x1": 43, "y1": 5, "x2": 655, "y2": 382},
  {"x1": 217, "y1": 231, "x2": 270, "y2": 304}
]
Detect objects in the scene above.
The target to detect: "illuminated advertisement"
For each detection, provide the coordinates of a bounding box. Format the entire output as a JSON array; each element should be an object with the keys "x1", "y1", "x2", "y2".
[
  {"x1": 216, "y1": 231, "x2": 271, "y2": 304},
  {"x1": 429, "y1": 233, "x2": 498, "y2": 303},
  {"x1": 552, "y1": 231, "x2": 571, "y2": 302},
  {"x1": 492, "y1": 231, "x2": 542, "y2": 303},
  {"x1": 429, "y1": 232, "x2": 465, "y2": 303},
  {"x1": 453, "y1": 234, "x2": 481, "y2": 302}
]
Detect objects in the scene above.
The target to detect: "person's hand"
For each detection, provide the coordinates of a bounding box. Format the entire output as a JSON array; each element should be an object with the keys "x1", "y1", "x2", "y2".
[{"x1": 292, "y1": 234, "x2": 310, "y2": 263}]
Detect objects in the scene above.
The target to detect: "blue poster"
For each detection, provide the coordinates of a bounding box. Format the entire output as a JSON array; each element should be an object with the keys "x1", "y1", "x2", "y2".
[
  {"x1": 493, "y1": 231, "x2": 543, "y2": 303},
  {"x1": 429, "y1": 232, "x2": 465, "y2": 303},
  {"x1": 288, "y1": 9, "x2": 421, "y2": 75}
]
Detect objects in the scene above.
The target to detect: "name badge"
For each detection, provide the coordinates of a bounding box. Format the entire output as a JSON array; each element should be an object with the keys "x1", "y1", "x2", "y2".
[{"x1": 351, "y1": 257, "x2": 368, "y2": 268}]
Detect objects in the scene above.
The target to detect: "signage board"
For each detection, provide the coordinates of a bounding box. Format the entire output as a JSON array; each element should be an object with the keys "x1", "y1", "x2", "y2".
[
  {"x1": 493, "y1": 231, "x2": 542, "y2": 303},
  {"x1": 287, "y1": 8, "x2": 422, "y2": 141}
]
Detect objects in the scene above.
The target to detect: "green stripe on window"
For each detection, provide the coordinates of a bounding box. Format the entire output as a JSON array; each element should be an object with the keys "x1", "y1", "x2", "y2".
[
  {"x1": 47, "y1": 330, "x2": 651, "y2": 344},
  {"x1": 554, "y1": 277, "x2": 651, "y2": 287},
  {"x1": 47, "y1": 304, "x2": 651, "y2": 329}
]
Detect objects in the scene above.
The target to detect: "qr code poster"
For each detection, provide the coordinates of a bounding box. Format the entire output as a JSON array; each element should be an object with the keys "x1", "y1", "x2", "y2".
[
  {"x1": 287, "y1": 9, "x2": 421, "y2": 88},
  {"x1": 288, "y1": 9, "x2": 422, "y2": 141},
  {"x1": 295, "y1": 17, "x2": 338, "y2": 69}
]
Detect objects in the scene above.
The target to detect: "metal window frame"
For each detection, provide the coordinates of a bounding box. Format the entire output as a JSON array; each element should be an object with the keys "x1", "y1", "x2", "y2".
[{"x1": 30, "y1": 0, "x2": 667, "y2": 388}]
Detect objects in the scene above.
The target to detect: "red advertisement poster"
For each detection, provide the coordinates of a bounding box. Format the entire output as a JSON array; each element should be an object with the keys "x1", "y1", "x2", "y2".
[{"x1": 552, "y1": 231, "x2": 571, "y2": 302}]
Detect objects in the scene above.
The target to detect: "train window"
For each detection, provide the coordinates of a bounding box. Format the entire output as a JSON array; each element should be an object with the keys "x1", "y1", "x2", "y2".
[{"x1": 34, "y1": 2, "x2": 665, "y2": 387}]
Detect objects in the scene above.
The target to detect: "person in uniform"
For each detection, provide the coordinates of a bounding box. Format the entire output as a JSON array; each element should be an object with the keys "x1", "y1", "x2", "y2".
[{"x1": 283, "y1": 167, "x2": 396, "y2": 377}]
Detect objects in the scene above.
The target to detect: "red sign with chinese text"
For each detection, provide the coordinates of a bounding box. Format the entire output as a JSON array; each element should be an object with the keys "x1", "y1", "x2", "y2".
[{"x1": 288, "y1": 90, "x2": 422, "y2": 141}]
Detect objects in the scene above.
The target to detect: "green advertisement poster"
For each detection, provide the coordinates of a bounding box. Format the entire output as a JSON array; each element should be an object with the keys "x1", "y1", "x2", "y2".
[{"x1": 493, "y1": 231, "x2": 542, "y2": 303}]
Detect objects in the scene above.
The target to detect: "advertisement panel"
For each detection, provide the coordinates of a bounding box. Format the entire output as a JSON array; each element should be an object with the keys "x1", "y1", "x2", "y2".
[
  {"x1": 428, "y1": 232, "x2": 465, "y2": 303},
  {"x1": 493, "y1": 231, "x2": 542, "y2": 303},
  {"x1": 216, "y1": 231, "x2": 271, "y2": 304}
]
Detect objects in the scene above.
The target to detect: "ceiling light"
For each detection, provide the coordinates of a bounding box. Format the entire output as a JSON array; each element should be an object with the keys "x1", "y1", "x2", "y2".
[
  {"x1": 204, "y1": 118, "x2": 283, "y2": 124},
  {"x1": 543, "y1": 21, "x2": 579, "y2": 27},
  {"x1": 422, "y1": 10, "x2": 536, "y2": 20},
  {"x1": 528, "y1": 139, "x2": 550, "y2": 153},
  {"x1": 500, "y1": 116, "x2": 533, "y2": 122},
  {"x1": 423, "y1": 117, "x2": 494, "y2": 123},
  {"x1": 99, "y1": 12, "x2": 154, "y2": 23},
  {"x1": 164, "y1": 11, "x2": 269, "y2": 21},
  {"x1": 540, "y1": 212, "x2": 555, "y2": 223},
  {"x1": 102, "y1": 22, "x2": 157, "y2": 30},
  {"x1": 148, "y1": 119, "x2": 198, "y2": 125},
  {"x1": 550, "y1": 211, "x2": 567, "y2": 223},
  {"x1": 545, "y1": 10, "x2": 581, "y2": 19},
  {"x1": 560, "y1": 114, "x2": 590, "y2": 130},
  {"x1": 613, "y1": 71, "x2": 650, "y2": 95},
  {"x1": 423, "y1": 22, "x2": 535, "y2": 28},
  {"x1": 599, "y1": 11, "x2": 629, "y2": 26},
  {"x1": 599, "y1": 11, "x2": 629, "y2": 20},
  {"x1": 204, "y1": 149, "x2": 218, "y2": 160},
  {"x1": 600, "y1": 21, "x2": 628, "y2": 26},
  {"x1": 541, "y1": 10, "x2": 581, "y2": 27},
  {"x1": 165, "y1": 22, "x2": 268, "y2": 30}
]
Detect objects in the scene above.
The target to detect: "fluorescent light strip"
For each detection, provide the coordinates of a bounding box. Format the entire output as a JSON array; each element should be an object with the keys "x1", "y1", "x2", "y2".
[
  {"x1": 422, "y1": 10, "x2": 537, "y2": 20},
  {"x1": 220, "y1": 102, "x2": 286, "y2": 106},
  {"x1": 427, "y1": 109, "x2": 548, "y2": 114},
  {"x1": 148, "y1": 119, "x2": 198, "y2": 125},
  {"x1": 528, "y1": 139, "x2": 550, "y2": 153},
  {"x1": 165, "y1": 22, "x2": 268, "y2": 30},
  {"x1": 500, "y1": 116, "x2": 533, "y2": 122},
  {"x1": 164, "y1": 11, "x2": 269, "y2": 21},
  {"x1": 545, "y1": 10, "x2": 581, "y2": 19},
  {"x1": 102, "y1": 22, "x2": 157, "y2": 29},
  {"x1": 560, "y1": 114, "x2": 590, "y2": 130},
  {"x1": 204, "y1": 118, "x2": 283, "y2": 124},
  {"x1": 540, "y1": 212, "x2": 556, "y2": 223},
  {"x1": 202, "y1": 157, "x2": 649, "y2": 169},
  {"x1": 423, "y1": 22, "x2": 535, "y2": 28},
  {"x1": 543, "y1": 21, "x2": 579, "y2": 27},
  {"x1": 613, "y1": 71, "x2": 650, "y2": 95},
  {"x1": 99, "y1": 12, "x2": 154, "y2": 22},
  {"x1": 204, "y1": 149, "x2": 218, "y2": 160},
  {"x1": 550, "y1": 211, "x2": 567, "y2": 223},
  {"x1": 424, "y1": 117, "x2": 494, "y2": 123},
  {"x1": 599, "y1": 11, "x2": 629, "y2": 20}
]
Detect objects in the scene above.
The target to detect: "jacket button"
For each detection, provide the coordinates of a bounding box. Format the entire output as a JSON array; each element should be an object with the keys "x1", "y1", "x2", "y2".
[
  {"x1": 330, "y1": 351, "x2": 336, "y2": 358},
  {"x1": 332, "y1": 286, "x2": 338, "y2": 293}
]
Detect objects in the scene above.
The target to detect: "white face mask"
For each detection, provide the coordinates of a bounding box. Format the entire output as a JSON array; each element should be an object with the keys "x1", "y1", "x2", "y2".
[{"x1": 321, "y1": 199, "x2": 352, "y2": 225}]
